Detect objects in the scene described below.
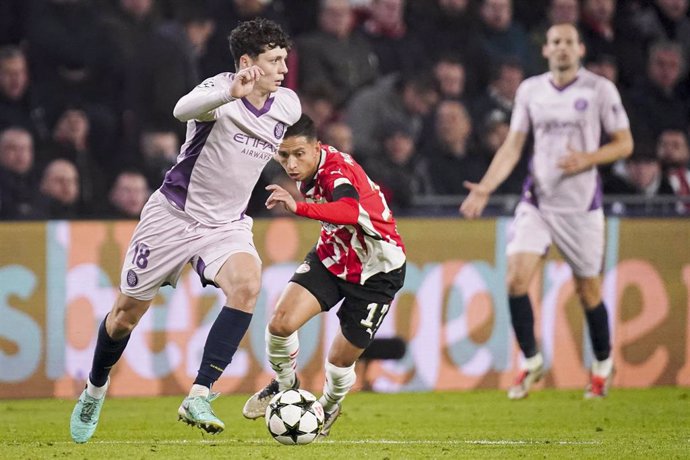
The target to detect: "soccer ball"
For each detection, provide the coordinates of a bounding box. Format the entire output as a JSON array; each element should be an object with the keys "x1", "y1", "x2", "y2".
[{"x1": 265, "y1": 389, "x2": 324, "y2": 445}]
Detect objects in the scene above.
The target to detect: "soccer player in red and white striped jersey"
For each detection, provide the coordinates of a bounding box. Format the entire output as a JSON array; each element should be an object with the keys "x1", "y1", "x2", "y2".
[{"x1": 242, "y1": 114, "x2": 406, "y2": 435}]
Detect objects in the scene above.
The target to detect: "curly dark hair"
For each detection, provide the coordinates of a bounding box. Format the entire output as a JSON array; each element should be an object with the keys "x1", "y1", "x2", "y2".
[{"x1": 228, "y1": 18, "x2": 292, "y2": 70}]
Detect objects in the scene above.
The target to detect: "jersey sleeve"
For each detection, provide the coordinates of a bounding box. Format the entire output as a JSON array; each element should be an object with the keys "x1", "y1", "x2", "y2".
[
  {"x1": 598, "y1": 79, "x2": 630, "y2": 134},
  {"x1": 280, "y1": 88, "x2": 302, "y2": 125},
  {"x1": 295, "y1": 158, "x2": 361, "y2": 224},
  {"x1": 509, "y1": 80, "x2": 531, "y2": 133},
  {"x1": 173, "y1": 73, "x2": 235, "y2": 122},
  {"x1": 295, "y1": 197, "x2": 359, "y2": 224}
]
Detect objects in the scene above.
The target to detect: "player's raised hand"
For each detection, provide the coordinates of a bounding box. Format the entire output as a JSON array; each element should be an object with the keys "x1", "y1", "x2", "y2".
[
  {"x1": 265, "y1": 184, "x2": 297, "y2": 213},
  {"x1": 558, "y1": 146, "x2": 593, "y2": 175},
  {"x1": 230, "y1": 66, "x2": 265, "y2": 99},
  {"x1": 460, "y1": 181, "x2": 491, "y2": 219}
]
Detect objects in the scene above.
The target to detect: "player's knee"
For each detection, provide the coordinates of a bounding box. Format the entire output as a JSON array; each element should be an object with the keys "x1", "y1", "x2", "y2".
[
  {"x1": 267, "y1": 311, "x2": 296, "y2": 337},
  {"x1": 575, "y1": 281, "x2": 601, "y2": 309},
  {"x1": 267, "y1": 322, "x2": 293, "y2": 337},
  {"x1": 578, "y1": 288, "x2": 601, "y2": 309},
  {"x1": 507, "y1": 273, "x2": 530, "y2": 296},
  {"x1": 329, "y1": 356, "x2": 357, "y2": 368},
  {"x1": 221, "y1": 271, "x2": 261, "y2": 308}
]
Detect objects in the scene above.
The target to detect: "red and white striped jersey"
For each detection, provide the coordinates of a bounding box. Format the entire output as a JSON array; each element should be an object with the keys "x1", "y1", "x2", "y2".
[{"x1": 297, "y1": 144, "x2": 406, "y2": 284}]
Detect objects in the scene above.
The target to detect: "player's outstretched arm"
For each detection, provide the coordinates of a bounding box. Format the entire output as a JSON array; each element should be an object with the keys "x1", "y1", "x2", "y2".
[{"x1": 460, "y1": 130, "x2": 527, "y2": 219}]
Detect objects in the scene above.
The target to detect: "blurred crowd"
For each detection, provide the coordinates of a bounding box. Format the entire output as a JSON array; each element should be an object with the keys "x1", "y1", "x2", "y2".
[{"x1": 1, "y1": 0, "x2": 689, "y2": 220}]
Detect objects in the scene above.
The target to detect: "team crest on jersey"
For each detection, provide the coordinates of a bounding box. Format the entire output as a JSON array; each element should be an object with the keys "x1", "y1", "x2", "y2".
[
  {"x1": 274, "y1": 122, "x2": 286, "y2": 139},
  {"x1": 574, "y1": 98, "x2": 588, "y2": 111},
  {"x1": 126, "y1": 269, "x2": 138, "y2": 287},
  {"x1": 296, "y1": 262, "x2": 310, "y2": 274}
]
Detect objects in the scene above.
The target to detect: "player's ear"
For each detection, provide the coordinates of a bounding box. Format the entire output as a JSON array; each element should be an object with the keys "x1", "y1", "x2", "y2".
[{"x1": 239, "y1": 54, "x2": 251, "y2": 69}]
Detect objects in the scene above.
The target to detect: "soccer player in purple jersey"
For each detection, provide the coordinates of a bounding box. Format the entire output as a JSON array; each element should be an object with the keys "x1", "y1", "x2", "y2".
[
  {"x1": 461, "y1": 23, "x2": 633, "y2": 399},
  {"x1": 70, "y1": 18, "x2": 301, "y2": 443}
]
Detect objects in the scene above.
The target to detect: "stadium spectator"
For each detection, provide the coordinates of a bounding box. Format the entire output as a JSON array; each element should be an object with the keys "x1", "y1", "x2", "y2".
[
  {"x1": 299, "y1": 84, "x2": 338, "y2": 137},
  {"x1": 322, "y1": 121, "x2": 354, "y2": 156},
  {"x1": 359, "y1": 0, "x2": 427, "y2": 75},
  {"x1": 296, "y1": 0, "x2": 379, "y2": 107},
  {"x1": 477, "y1": 116, "x2": 525, "y2": 195},
  {"x1": 281, "y1": 0, "x2": 320, "y2": 37},
  {"x1": 578, "y1": 0, "x2": 646, "y2": 88},
  {"x1": 36, "y1": 158, "x2": 82, "y2": 219},
  {"x1": 138, "y1": 129, "x2": 180, "y2": 188},
  {"x1": 364, "y1": 121, "x2": 433, "y2": 212},
  {"x1": 157, "y1": 4, "x2": 216, "y2": 87},
  {"x1": 461, "y1": 24, "x2": 633, "y2": 400},
  {"x1": 423, "y1": 100, "x2": 487, "y2": 195},
  {"x1": 27, "y1": 0, "x2": 122, "y2": 117},
  {"x1": 656, "y1": 128, "x2": 690, "y2": 212},
  {"x1": 432, "y1": 54, "x2": 467, "y2": 101},
  {"x1": 0, "y1": 126, "x2": 39, "y2": 219},
  {"x1": 47, "y1": 108, "x2": 107, "y2": 213},
  {"x1": 0, "y1": 0, "x2": 30, "y2": 47},
  {"x1": 632, "y1": 0, "x2": 690, "y2": 64},
  {"x1": 605, "y1": 146, "x2": 674, "y2": 196},
  {"x1": 585, "y1": 53, "x2": 619, "y2": 84},
  {"x1": 104, "y1": 169, "x2": 151, "y2": 219},
  {"x1": 346, "y1": 72, "x2": 439, "y2": 159},
  {"x1": 242, "y1": 114, "x2": 406, "y2": 437},
  {"x1": 0, "y1": 46, "x2": 49, "y2": 141},
  {"x1": 407, "y1": 0, "x2": 486, "y2": 92},
  {"x1": 626, "y1": 41, "x2": 689, "y2": 139},
  {"x1": 478, "y1": 0, "x2": 534, "y2": 75},
  {"x1": 104, "y1": 0, "x2": 200, "y2": 142},
  {"x1": 471, "y1": 58, "x2": 524, "y2": 134}
]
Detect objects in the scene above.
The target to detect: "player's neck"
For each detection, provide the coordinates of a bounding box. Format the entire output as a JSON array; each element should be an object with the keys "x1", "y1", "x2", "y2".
[
  {"x1": 550, "y1": 66, "x2": 579, "y2": 88},
  {"x1": 551, "y1": 67, "x2": 579, "y2": 88},
  {"x1": 244, "y1": 91, "x2": 270, "y2": 109}
]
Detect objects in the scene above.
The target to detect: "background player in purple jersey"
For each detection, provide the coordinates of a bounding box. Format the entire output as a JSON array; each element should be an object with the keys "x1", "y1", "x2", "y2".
[
  {"x1": 241, "y1": 115, "x2": 406, "y2": 436},
  {"x1": 70, "y1": 18, "x2": 300, "y2": 443},
  {"x1": 461, "y1": 23, "x2": 633, "y2": 400}
]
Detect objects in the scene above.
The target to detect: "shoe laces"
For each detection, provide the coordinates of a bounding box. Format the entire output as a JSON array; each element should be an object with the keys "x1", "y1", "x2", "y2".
[
  {"x1": 79, "y1": 397, "x2": 98, "y2": 423},
  {"x1": 258, "y1": 379, "x2": 279, "y2": 400},
  {"x1": 188, "y1": 395, "x2": 218, "y2": 418}
]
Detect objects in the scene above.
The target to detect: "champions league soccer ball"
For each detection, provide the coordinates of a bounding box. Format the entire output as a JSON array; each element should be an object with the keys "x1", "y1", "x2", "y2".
[{"x1": 265, "y1": 389, "x2": 325, "y2": 445}]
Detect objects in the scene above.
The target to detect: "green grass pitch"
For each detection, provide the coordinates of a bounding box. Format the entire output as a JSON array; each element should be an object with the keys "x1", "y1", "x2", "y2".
[{"x1": 1, "y1": 388, "x2": 687, "y2": 459}]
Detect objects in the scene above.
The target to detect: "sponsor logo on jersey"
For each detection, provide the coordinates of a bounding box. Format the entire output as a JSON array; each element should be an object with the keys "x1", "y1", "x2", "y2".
[
  {"x1": 274, "y1": 122, "x2": 286, "y2": 139},
  {"x1": 574, "y1": 98, "x2": 588, "y2": 111},
  {"x1": 126, "y1": 269, "x2": 138, "y2": 287},
  {"x1": 296, "y1": 262, "x2": 310, "y2": 274},
  {"x1": 196, "y1": 78, "x2": 215, "y2": 88}
]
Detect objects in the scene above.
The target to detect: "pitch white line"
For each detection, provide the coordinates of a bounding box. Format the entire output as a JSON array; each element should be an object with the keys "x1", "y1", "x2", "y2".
[{"x1": 43, "y1": 439, "x2": 601, "y2": 446}]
